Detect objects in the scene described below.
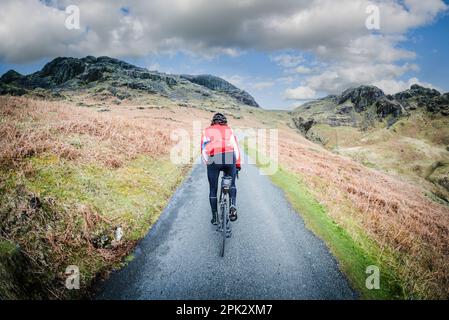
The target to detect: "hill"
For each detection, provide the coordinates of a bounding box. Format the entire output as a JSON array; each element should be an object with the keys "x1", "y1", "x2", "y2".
[
  {"x1": 0, "y1": 56, "x2": 259, "y2": 108},
  {"x1": 292, "y1": 84, "x2": 448, "y2": 131},
  {"x1": 290, "y1": 84, "x2": 449, "y2": 205}
]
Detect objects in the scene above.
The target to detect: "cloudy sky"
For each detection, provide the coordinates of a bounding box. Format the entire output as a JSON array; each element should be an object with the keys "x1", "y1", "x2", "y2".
[{"x1": 0, "y1": 0, "x2": 448, "y2": 109}]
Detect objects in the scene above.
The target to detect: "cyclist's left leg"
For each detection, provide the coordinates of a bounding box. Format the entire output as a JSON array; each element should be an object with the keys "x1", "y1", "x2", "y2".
[{"x1": 207, "y1": 161, "x2": 220, "y2": 225}]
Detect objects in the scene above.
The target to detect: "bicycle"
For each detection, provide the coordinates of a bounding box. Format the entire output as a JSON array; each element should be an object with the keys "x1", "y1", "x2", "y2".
[{"x1": 217, "y1": 174, "x2": 233, "y2": 257}]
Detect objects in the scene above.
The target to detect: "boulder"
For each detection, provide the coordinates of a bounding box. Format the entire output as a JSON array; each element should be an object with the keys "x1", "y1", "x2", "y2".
[
  {"x1": 82, "y1": 67, "x2": 103, "y2": 82},
  {"x1": 40, "y1": 57, "x2": 86, "y2": 84},
  {"x1": 375, "y1": 96, "x2": 405, "y2": 118},
  {"x1": 292, "y1": 116, "x2": 316, "y2": 134}
]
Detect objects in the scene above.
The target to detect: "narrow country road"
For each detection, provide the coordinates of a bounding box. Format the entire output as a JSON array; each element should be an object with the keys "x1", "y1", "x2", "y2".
[{"x1": 96, "y1": 159, "x2": 357, "y2": 300}]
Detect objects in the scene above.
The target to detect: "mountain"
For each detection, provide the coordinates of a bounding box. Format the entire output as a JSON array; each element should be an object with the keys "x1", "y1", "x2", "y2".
[
  {"x1": 0, "y1": 56, "x2": 259, "y2": 108},
  {"x1": 292, "y1": 84, "x2": 449, "y2": 133},
  {"x1": 290, "y1": 84, "x2": 449, "y2": 205}
]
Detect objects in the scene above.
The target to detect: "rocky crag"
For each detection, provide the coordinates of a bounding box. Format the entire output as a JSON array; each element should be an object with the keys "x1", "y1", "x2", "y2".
[{"x1": 0, "y1": 56, "x2": 259, "y2": 108}]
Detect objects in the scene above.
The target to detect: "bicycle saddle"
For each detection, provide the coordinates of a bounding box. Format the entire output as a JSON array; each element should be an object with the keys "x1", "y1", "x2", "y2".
[{"x1": 222, "y1": 176, "x2": 232, "y2": 193}]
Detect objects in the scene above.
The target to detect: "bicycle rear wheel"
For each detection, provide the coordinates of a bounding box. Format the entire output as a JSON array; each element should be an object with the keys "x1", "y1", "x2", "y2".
[{"x1": 220, "y1": 194, "x2": 228, "y2": 257}]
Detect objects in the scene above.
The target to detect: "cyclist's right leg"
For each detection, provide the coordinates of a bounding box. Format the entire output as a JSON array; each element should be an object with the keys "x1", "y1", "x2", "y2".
[{"x1": 221, "y1": 152, "x2": 237, "y2": 221}]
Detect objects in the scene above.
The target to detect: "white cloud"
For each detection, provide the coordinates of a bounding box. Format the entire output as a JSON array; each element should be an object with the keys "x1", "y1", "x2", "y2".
[
  {"x1": 316, "y1": 34, "x2": 416, "y2": 64},
  {"x1": 284, "y1": 86, "x2": 317, "y2": 100},
  {"x1": 271, "y1": 53, "x2": 304, "y2": 68},
  {"x1": 0, "y1": 0, "x2": 446, "y2": 98},
  {"x1": 0, "y1": 1, "x2": 81, "y2": 62},
  {"x1": 1, "y1": 0, "x2": 447, "y2": 63},
  {"x1": 372, "y1": 77, "x2": 439, "y2": 94},
  {"x1": 221, "y1": 74, "x2": 245, "y2": 87},
  {"x1": 251, "y1": 81, "x2": 275, "y2": 90},
  {"x1": 222, "y1": 75, "x2": 275, "y2": 92},
  {"x1": 376, "y1": 0, "x2": 448, "y2": 33},
  {"x1": 277, "y1": 76, "x2": 297, "y2": 84},
  {"x1": 147, "y1": 63, "x2": 160, "y2": 71},
  {"x1": 1, "y1": 0, "x2": 446, "y2": 63},
  {"x1": 292, "y1": 66, "x2": 313, "y2": 74},
  {"x1": 303, "y1": 62, "x2": 419, "y2": 94},
  {"x1": 295, "y1": 61, "x2": 437, "y2": 96}
]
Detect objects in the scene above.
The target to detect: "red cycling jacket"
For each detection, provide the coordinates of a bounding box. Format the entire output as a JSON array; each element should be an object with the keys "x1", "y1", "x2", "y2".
[{"x1": 201, "y1": 124, "x2": 241, "y2": 168}]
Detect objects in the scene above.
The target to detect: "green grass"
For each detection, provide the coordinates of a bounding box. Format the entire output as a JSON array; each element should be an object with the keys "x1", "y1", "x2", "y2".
[
  {"x1": 245, "y1": 145, "x2": 403, "y2": 299},
  {"x1": 0, "y1": 241, "x2": 16, "y2": 257},
  {"x1": 25, "y1": 154, "x2": 187, "y2": 241},
  {"x1": 309, "y1": 124, "x2": 363, "y2": 148},
  {"x1": 0, "y1": 153, "x2": 189, "y2": 298}
]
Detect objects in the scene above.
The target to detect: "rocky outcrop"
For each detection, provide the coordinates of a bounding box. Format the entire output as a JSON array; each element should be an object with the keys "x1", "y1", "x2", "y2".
[
  {"x1": 335, "y1": 84, "x2": 448, "y2": 119},
  {"x1": 181, "y1": 74, "x2": 236, "y2": 91},
  {"x1": 437, "y1": 93, "x2": 449, "y2": 116},
  {"x1": 293, "y1": 83, "x2": 449, "y2": 133},
  {"x1": 338, "y1": 85, "x2": 385, "y2": 112},
  {"x1": 375, "y1": 96, "x2": 406, "y2": 118},
  {"x1": 40, "y1": 57, "x2": 86, "y2": 84},
  {"x1": 394, "y1": 84, "x2": 440, "y2": 101},
  {"x1": 394, "y1": 84, "x2": 448, "y2": 115},
  {"x1": 0, "y1": 56, "x2": 260, "y2": 108},
  {"x1": 180, "y1": 74, "x2": 259, "y2": 107},
  {"x1": 425, "y1": 161, "x2": 449, "y2": 203},
  {"x1": 292, "y1": 116, "x2": 316, "y2": 134}
]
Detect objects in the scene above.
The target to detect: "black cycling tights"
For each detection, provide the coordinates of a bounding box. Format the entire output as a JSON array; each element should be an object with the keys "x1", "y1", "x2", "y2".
[{"x1": 207, "y1": 152, "x2": 237, "y2": 214}]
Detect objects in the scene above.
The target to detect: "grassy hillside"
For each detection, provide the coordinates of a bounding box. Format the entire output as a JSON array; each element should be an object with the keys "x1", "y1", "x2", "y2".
[
  {"x1": 291, "y1": 85, "x2": 449, "y2": 205},
  {"x1": 1, "y1": 90, "x2": 448, "y2": 300},
  {"x1": 245, "y1": 146, "x2": 402, "y2": 299},
  {"x1": 0, "y1": 92, "x2": 268, "y2": 299},
  {"x1": 244, "y1": 116, "x2": 449, "y2": 299},
  {"x1": 0, "y1": 96, "x2": 209, "y2": 298},
  {"x1": 305, "y1": 111, "x2": 449, "y2": 205}
]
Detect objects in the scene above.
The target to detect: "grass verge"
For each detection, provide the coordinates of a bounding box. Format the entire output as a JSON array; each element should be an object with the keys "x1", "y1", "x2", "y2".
[
  {"x1": 245, "y1": 145, "x2": 404, "y2": 299},
  {"x1": 0, "y1": 153, "x2": 189, "y2": 299}
]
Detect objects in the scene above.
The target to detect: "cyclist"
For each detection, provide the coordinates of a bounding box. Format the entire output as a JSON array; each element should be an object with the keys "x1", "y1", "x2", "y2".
[{"x1": 201, "y1": 113, "x2": 241, "y2": 225}]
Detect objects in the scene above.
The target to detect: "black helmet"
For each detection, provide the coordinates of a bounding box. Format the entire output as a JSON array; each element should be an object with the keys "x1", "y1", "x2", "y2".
[{"x1": 211, "y1": 112, "x2": 227, "y2": 125}]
